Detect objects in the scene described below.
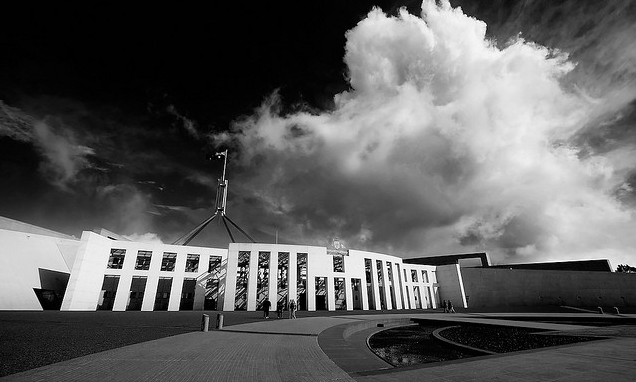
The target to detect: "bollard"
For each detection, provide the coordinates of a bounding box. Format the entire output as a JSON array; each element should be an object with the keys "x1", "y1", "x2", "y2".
[
  {"x1": 614, "y1": 307, "x2": 620, "y2": 315},
  {"x1": 597, "y1": 306, "x2": 604, "y2": 314},
  {"x1": 201, "y1": 314, "x2": 210, "y2": 332},
  {"x1": 216, "y1": 313, "x2": 224, "y2": 329}
]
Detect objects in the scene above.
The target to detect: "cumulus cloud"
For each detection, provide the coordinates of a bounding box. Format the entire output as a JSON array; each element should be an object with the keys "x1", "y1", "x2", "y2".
[
  {"x1": 123, "y1": 232, "x2": 164, "y2": 244},
  {"x1": 215, "y1": 0, "x2": 636, "y2": 265}
]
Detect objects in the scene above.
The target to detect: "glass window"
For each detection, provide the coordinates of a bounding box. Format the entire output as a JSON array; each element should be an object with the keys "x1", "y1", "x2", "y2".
[
  {"x1": 126, "y1": 276, "x2": 147, "y2": 311},
  {"x1": 411, "y1": 269, "x2": 418, "y2": 283},
  {"x1": 208, "y1": 256, "x2": 222, "y2": 273},
  {"x1": 277, "y1": 252, "x2": 289, "y2": 306},
  {"x1": 154, "y1": 277, "x2": 173, "y2": 311},
  {"x1": 161, "y1": 252, "x2": 177, "y2": 271},
  {"x1": 97, "y1": 275, "x2": 120, "y2": 310},
  {"x1": 180, "y1": 278, "x2": 196, "y2": 310},
  {"x1": 235, "y1": 251, "x2": 250, "y2": 310},
  {"x1": 135, "y1": 250, "x2": 152, "y2": 270},
  {"x1": 256, "y1": 252, "x2": 270, "y2": 310},
  {"x1": 421, "y1": 270, "x2": 429, "y2": 283},
  {"x1": 297, "y1": 253, "x2": 308, "y2": 310},
  {"x1": 333, "y1": 255, "x2": 345, "y2": 272},
  {"x1": 107, "y1": 249, "x2": 126, "y2": 269},
  {"x1": 185, "y1": 254, "x2": 199, "y2": 272},
  {"x1": 334, "y1": 277, "x2": 346, "y2": 310}
]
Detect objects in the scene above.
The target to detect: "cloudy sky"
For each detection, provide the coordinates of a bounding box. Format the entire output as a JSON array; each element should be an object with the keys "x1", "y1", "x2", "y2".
[{"x1": 1, "y1": 0, "x2": 635, "y2": 267}]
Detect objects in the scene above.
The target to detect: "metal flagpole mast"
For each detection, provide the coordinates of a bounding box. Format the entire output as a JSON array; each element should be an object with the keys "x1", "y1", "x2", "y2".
[{"x1": 172, "y1": 149, "x2": 256, "y2": 245}]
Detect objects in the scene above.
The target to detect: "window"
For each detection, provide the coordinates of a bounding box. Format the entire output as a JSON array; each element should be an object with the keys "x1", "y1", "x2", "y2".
[
  {"x1": 154, "y1": 277, "x2": 173, "y2": 311},
  {"x1": 333, "y1": 255, "x2": 345, "y2": 272},
  {"x1": 161, "y1": 252, "x2": 177, "y2": 271},
  {"x1": 185, "y1": 254, "x2": 199, "y2": 272},
  {"x1": 235, "y1": 251, "x2": 250, "y2": 310},
  {"x1": 297, "y1": 253, "x2": 308, "y2": 310},
  {"x1": 180, "y1": 278, "x2": 196, "y2": 310},
  {"x1": 421, "y1": 270, "x2": 429, "y2": 284},
  {"x1": 97, "y1": 275, "x2": 120, "y2": 310},
  {"x1": 135, "y1": 251, "x2": 152, "y2": 270},
  {"x1": 126, "y1": 276, "x2": 147, "y2": 311},
  {"x1": 411, "y1": 269, "x2": 418, "y2": 283},
  {"x1": 334, "y1": 277, "x2": 346, "y2": 310},
  {"x1": 365, "y1": 258, "x2": 372, "y2": 284},
  {"x1": 256, "y1": 252, "x2": 270, "y2": 310},
  {"x1": 107, "y1": 249, "x2": 126, "y2": 269},
  {"x1": 208, "y1": 256, "x2": 222, "y2": 273}
]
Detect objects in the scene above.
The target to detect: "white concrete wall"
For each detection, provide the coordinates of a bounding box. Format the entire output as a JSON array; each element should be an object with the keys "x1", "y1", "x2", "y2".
[
  {"x1": 62, "y1": 232, "x2": 227, "y2": 311},
  {"x1": 56, "y1": 236, "x2": 466, "y2": 312},
  {"x1": 62, "y1": 231, "x2": 113, "y2": 310},
  {"x1": 0, "y1": 228, "x2": 78, "y2": 310},
  {"x1": 461, "y1": 268, "x2": 636, "y2": 307},
  {"x1": 436, "y1": 264, "x2": 468, "y2": 308}
]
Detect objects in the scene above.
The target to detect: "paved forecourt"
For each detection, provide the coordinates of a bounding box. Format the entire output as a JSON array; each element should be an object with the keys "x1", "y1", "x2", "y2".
[{"x1": 3, "y1": 313, "x2": 636, "y2": 381}]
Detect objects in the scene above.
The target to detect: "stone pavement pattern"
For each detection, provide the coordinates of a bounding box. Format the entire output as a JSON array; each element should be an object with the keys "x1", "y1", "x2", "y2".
[
  {"x1": 2, "y1": 330, "x2": 355, "y2": 382},
  {"x1": 3, "y1": 313, "x2": 636, "y2": 381}
]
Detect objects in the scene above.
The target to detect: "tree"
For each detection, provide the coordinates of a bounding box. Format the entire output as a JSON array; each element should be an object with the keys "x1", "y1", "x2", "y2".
[{"x1": 616, "y1": 264, "x2": 636, "y2": 273}]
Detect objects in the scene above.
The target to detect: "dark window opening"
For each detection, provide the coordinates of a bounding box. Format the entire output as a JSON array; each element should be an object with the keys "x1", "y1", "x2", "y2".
[
  {"x1": 135, "y1": 251, "x2": 152, "y2": 270},
  {"x1": 185, "y1": 254, "x2": 200, "y2": 273},
  {"x1": 126, "y1": 276, "x2": 147, "y2": 311},
  {"x1": 161, "y1": 252, "x2": 177, "y2": 272},
  {"x1": 107, "y1": 249, "x2": 126, "y2": 269},
  {"x1": 154, "y1": 277, "x2": 173, "y2": 311}
]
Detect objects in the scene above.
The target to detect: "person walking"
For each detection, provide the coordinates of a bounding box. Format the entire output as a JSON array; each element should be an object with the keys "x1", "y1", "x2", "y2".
[
  {"x1": 276, "y1": 299, "x2": 284, "y2": 318},
  {"x1": 442, "y1": 299, "x2": 448, "y2": 313},
  {"x1": 289, "y1": 299, "x2": 297, "y2": 319},
  {"x1": 263, "y1": 298, "x2": 272, "y2": 319},
  {"x1": 448, "y1": 299, "x2": 456, "y2": 313}
]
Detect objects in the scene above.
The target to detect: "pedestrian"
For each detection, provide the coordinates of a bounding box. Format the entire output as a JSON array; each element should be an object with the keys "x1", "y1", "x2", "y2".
[
  {"x1": 276, "y1": 300, "x2": 284, "y2": 318},
  {"x1": 442, "y1": 299, "x2": 448, "y2": 313},
  {"x1": 289, "y1": 299, "x2": 297, "y2": 319},
  {"x1": 448, "y1": 300, "x2": 456, "y2": 313},
  {"x1": 263, "y1": 298, "x2": 271, "y2": 319}
]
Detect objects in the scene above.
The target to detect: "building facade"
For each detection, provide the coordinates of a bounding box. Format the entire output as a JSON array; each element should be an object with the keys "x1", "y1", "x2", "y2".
[
  {"x1": 6, "y1": 216, "x2": 632, "y2": 312},
  {"x1": 61, "y1": 232, "x2": 467, "y2": 312},
  {"x1": 0, "y1": 219, "x2": 469, "y2": 312}
]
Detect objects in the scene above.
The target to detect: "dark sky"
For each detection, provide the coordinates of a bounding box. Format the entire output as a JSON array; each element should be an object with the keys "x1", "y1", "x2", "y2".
[{"x1": 1, "y1": 1, "x2": 635, "y2": 266}]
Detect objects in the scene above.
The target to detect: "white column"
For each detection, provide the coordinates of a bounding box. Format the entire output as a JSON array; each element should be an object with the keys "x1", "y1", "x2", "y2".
[
  {"x1": 112, "y1": 274, "x2": 132, "y2": 311},
  {"x1": 361, "y1": 274, "x2": 369, "y2": 311},
  {"x1": 142, "y1": 276, "x2": 159, "y2": 311},
  {"x1": 168, "y1": 277, "x2": 183, "y2": 311},
  {"x1": 246, "y1": 250, "x2": 259, "y2": 311},
  {"x1": 327, "y1": 276, "x2": 335, "y2": 311},
  {"x1": 222, "y1": 248, "x2": 239, "y2": 311},
  {"x1": 268, "y1": 251, "x2": 278, "y2": 303},
  {"x1": 288, "y1": 252, "x2": 297, "y2": 306}
]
